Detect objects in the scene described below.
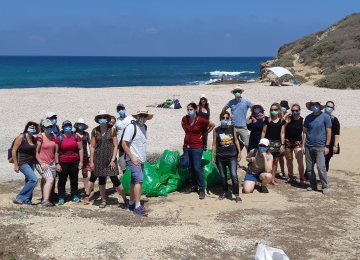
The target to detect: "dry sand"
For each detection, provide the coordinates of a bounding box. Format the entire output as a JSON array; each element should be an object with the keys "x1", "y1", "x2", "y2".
[{"x1": 1, "y1": 84, "x2": 360, "y2": 259}]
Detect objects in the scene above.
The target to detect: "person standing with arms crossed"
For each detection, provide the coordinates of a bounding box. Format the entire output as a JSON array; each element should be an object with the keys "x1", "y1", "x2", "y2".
[
  {"x1": 222, "y1": 86, "x2": 253, "y2": 163},
  {"x1": 122, "y1": 107, "x2": 154, "y2": 216}
]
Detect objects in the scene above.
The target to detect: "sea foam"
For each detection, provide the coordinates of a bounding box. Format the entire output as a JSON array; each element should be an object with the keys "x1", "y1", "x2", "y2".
[{"x1": 209, "y1": 71, "x2": 256, "y2": 76}]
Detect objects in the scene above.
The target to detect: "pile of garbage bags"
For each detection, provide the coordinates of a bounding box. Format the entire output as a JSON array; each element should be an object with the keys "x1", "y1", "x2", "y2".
[{"x1": 121, "y1": 149, "x2": 230, "y2": 197}]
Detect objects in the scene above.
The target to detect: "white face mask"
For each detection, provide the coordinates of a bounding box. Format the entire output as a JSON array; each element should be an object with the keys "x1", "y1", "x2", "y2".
[{"x1": 137, "y1": 116, "x2": 147, "y2": 125}]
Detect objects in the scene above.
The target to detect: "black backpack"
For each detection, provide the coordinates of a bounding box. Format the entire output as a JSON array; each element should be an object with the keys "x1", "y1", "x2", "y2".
[{"x1": 118, "y1": 120, "x2": 147, "y2": 152}]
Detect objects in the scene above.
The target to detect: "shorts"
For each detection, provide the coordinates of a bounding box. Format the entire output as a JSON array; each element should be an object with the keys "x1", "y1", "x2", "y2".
[
  {"x1": 269, "y1": 140, "x2": 284, "y2": 157},
  {"x1": 244, "y1": 172, "x2": 261, "y2": 182},
  {"x1": 35, "y1": 162, "x2": 56, "y2": 179},
  {"x1": 285, "y1": 139, "x2": 302, "y2": 149},
  {"x1": 126, "y1": 160, "x2": 144, "y2": 184},
  {"x1": 234, "y1": 127, "x2": 249, "y2": 146}
]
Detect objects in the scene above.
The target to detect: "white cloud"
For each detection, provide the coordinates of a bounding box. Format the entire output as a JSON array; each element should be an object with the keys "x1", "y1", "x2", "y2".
[
  {"x1": 225, "y1": 33, "x2": 232, "y2": 39},
  {"x1": 145, "y1": 27, "x2": 157, "y2": 34}
]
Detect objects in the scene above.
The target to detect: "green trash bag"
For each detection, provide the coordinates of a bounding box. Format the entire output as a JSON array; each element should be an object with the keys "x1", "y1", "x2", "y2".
[
  {"x1": 203, "y1": 163, "x2": 222, "y2": 188},
  {"x1": 201, "y1": 150, "x2": 212, "y2": 167},
  {"x1": 142, "y1": 162, "x2": 161, "y2": 195},
  {"x1": 154, "y1": 160, "x2": 161, "y2": 171},
  {"x1": 120, "y1": 168, "x2": 132, "y2": 195},
  {"x1": 177, "y1": 167, "x2": 190, "y2": 187},
  {"x1": 158, "y1": 150, "x2": 180, "y2": 183},
  {"x1": 146, "y1": 183, "x2": 168, "y2": 197}
]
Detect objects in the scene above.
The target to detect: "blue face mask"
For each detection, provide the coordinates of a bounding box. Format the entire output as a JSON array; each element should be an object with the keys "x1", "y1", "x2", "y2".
[
  {"x1": 271, "y1": 111, "x2": 279, "y2": 116},
  {"x1": 98, "y1": 119, "x2": 108, "y2": 125},
  {"x1": 188, "y1": 111, "x2": 195, "y2": 117},
  {"x1": 118, "y1": 110, "x2": 126, "y2": 117},
  {"x1": 254, "y1": 108, "x2": 261, "y2": 114},
  {"x1": 234, "y1": 92, "x2": 241, "y2": 98},
  {"x1": 27, "y1": 128, "x2": 37, "y2": 135},
  {"x1": 63, "y1": 126, "x2": 72, "y2": 133},
  {"x1": 325, "y1": 107, "x2": 333, "y2": 114},
  {"x1": 45, "y1": 128, "x2": 53, "y2": 133},
  {"x1": 311, "y1": 105, "x2": 320, "y2": 113},
  {"x1": 51, "y1": 119, "x2": 57, "y2": 125},
  {"x1": 292, "y1": 112, "x2": 300, "y2": 117},
  {"x1": 220, "y1": 120, "x2": 229, "y2": 126},
  {"x1": 282, "y1": 107, "x2": 287, "y2": 113},
  {"x1": 259, "y1": 147, "x2": 267, "y2": 153},
  {"x1": 77, "y1": 125, "x2": 85, "y2": 130}
]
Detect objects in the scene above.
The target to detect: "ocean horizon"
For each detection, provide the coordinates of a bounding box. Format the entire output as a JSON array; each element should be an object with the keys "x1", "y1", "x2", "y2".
[{"x1": 0, "y1": 56, "x2": 273, "y2": 89}]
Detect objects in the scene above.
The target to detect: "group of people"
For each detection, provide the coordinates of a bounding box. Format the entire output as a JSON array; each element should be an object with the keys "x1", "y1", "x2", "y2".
[
  {"x1": 12, "y1": 104, "x2": 153, "y2": 217},
  {"x1": 11, "y1": 86, "x2": 340, "y2": 216},
  {"x1": 182, "y1": 86, "x2": 340, "y2": 202}
]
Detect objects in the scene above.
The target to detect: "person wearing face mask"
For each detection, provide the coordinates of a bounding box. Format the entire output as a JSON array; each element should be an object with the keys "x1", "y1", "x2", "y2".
[
  {"x1": 284, "y1": 104, "x2": 305, "y2": 184},
  {"x1": 243, "y1": 138, "x2": 273, "y2": 194},
  {"x1": 182, "y1": 102, "x2": 215, "y2": 200},
  {"x1": 74, "y1": 118, "x2": 91, "y2": 193},
  {"x1": 12, "y1": 121, "x2": 40, "y2": 205},
  {"x1": 246, "y1": 104, "x2": 266, "y2": 152},
  {"x1": 222, "y1": 86, "x2": 253, "y2": 155},
  {"x1": 35, "y1": 119, "x2": 57, "y2": 207},
  {"x1": 261, "y1": 103, "x2": 286, "y2": 185},
  {"x1": 211, "y1": 111, "x2": 242, "y2": 202},
  {"x1": 122, "y1": 107, "x2": 154, "y2": 216},
  {"x1": 46, "y1": 112, "x2": 60, "y2": 136},
  {"x1": 83, "y1": 110, "x2": 123, "y2": 208},
  {"x1": 197, "y1": 94, "x2": 211, "y2": 151},
  {"x1": 302, "y1": 101, "x2": 332, "y2": 195},
  {"x1": 108, "y1": 116, "x2": 116, "y2": 128},
  {"x1": 55, "y1": 120, "x2": 84, "y2": 205},
  {"x1": 277, "y1": 100, "x2": 290, "y2": 177},
  {"x1": 324, "y1": 101, "x2": 340, "y2": 172}
]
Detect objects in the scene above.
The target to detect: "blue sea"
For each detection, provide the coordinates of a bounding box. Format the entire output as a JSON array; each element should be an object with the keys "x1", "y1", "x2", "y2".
[{"x1": 0, "y1": 56, "x2": 272, "y2": 89}]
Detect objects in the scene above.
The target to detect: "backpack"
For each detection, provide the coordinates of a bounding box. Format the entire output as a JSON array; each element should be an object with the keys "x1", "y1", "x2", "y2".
[
  {"x1": 58, "y1": 131, "x2": 79, "y2": 155},
  {"x1": 118, "y1": 120, "x2": 147, "y2": 152},
  {"x1": 8, "y1": 133, "x2": 26, "y2": 163}
]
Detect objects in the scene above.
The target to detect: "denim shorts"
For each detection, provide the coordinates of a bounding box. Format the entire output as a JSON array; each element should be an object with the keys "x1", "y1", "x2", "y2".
[
  {"x1": 126, "y1": 161, "x2": 144, "y2": 184},
  {"x1": 244, "y1": 172, "x2": 261, "y2": 182}
]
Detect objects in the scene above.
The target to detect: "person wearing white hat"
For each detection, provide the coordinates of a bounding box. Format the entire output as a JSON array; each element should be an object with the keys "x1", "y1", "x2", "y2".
[
  {"x1": 222, "y1": 86, "x2": 253, "y2": 156},
  {"x1": 121, "y1": 107, "x2": 154, "y2": 216},
  {"x1": 302, "y1": 101, "x2": 332, "y2": 195},
  {"x1": 46, "y1": 112, "x2": 60, "y2": 136},
  {"x1": 197, "y1": 94, "x2": 210, "y2": 150},
  {"x1": 243, "y1": 138, "x2": 273, "y2": 194},
  {"x1": 74, "y1": 118, "x2": 91, "y2": 192}
]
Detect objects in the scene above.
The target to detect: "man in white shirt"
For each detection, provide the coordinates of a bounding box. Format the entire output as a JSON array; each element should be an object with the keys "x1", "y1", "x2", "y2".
[{"x1": 122, "y1": 107, "x2": 153, "y2": 217}]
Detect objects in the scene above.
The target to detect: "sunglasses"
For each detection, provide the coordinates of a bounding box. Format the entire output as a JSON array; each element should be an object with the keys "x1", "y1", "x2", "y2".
[
  {"x1": 326, "y1": 105, "x2": 334, "y2": 108},
  {"x1": 270, "y1": 109, "x2": 278, "y2": 111},
  {"x1": 259, "y1": 144, "x2": 267, "y2": 148},
  {"x1": 49, "y1": 116, "x2": 57, "y2": 119},
  {"x1": 291, "y1": 110, "x2": 299, "y2": 112},
  {"x1": 98, "y1": 116, "x2": 107, "y2": 119},
  {"x1": 234, "y1": 91, "x2": 241, "y2": 93}
]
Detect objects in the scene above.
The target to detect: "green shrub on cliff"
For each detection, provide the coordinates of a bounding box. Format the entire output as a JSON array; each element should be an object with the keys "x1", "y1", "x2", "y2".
[
  {"x1": 314, "y1": 66, "x2": 360, "y2": 89},
  {"x1": 272, "y1": 54, "x2": 295, "y2": 67}
]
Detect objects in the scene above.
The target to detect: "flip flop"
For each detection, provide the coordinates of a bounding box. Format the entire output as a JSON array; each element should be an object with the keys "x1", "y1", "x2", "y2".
[
  {"x1": 99, "y1": 200, "x2": 106, "y2": 208},
  {"x1": 270, "y1": 180, "x2": 279, "y2": 186}
]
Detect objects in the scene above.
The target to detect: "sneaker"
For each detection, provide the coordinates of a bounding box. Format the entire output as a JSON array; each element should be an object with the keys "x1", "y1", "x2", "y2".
[
  {"x1": 322, "y1": 188, "x2": 330, "y2": 195},
  {"x1": 73, "y1": 195, "x2": 81, "y2": 203},
  {"x1": 83, "y1": 196, "x2": 90, "y2": 205},
  {"x1": 58, "y1": 198, "x2": 65, "y2": 205},
  {"x1": 307, "y1": 186, "x2": 318, "y2": 191},
  {"x1": 199, "y1": 189, "x2": 205, "y2": 199},
  {"x1": 134, "y1": 206, "x2": 148, "y2": 217},
  {"x1": 185, "y1": 186, "x2": 198, "y2": 194},
  {"x1": 128, "y1": 203, "x2": 135, "y2": 211}
]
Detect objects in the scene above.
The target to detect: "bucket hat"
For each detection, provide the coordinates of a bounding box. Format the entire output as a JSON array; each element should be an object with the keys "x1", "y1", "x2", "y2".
[
  {"x1": 94, "y1": 110, "x2": 111, "y2": 123},
  {"x1": 74, "y1": 118, "x2": 89, "y2": 130},
  {"x1": 132, "y1": 107, "x2": 154, "y2": 120}
]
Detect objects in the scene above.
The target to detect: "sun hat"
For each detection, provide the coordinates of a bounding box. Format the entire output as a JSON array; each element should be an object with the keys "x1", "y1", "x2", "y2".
[
  {"x1": 305, "y1": 101, "x2": 325, "y2": 111},
  {"x1": 74, "y1": 118, "x2": 89, "y2": 130},
  {"x1": 62, "y1": 120, "x2": 72, "y2": 128},
  {"x1": 230, "y1": 86, "x2": 244, "y2": 94},
  {"x1": 199, "y1": 94, "x2": 210, "y2": 104},
  {"x1": 251, "y1": 104, "x2": 265, "y2": 113},
  {"x1": 94, "y1": 110, "x2": 111, "y2": 123},
  {"x1": 280, "y1": 100, "x2": 290, "y2": 110},
  {"x1": 132, "y1": 107, "x2": 154, "y2": 120},
  {"x1": 41, "y1": 119, "x2": 53, "y2": 128},
  {"x1": 116, "y1": 103, "x2": 125, "y2": 110},
  {"x1": 259, "y1": 138, "x2": 270, "y2": 147},
  {"x1": 46, "y1": 112, "x2": 57, "y2": 118}
]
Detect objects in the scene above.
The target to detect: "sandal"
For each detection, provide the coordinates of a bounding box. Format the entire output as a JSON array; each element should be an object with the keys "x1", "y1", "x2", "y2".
[
  {"x1": 285, "y1": 176, "x2": 296, "y2": 183},
  {"x1": 41, "y1": 200, "x2": 54, "y2": 207},
  {"x1": 13, "y1": 199, "x2": 24, "y2": 205},
  {"x1": 235, "y1": 196, "x2": 242, "y2": 203},
  {"x1": 99, "y1": 200, "x2": 106, "y2": 208},
  {"x1": 260, "y1": 186, "x2": 269, "y2": 193},
  {"x1": 270, "y1": 180, "x2": 278, "y2": 186},
  {"x1": 83, "y1": 196, "x2": 90, "y2": 205}
]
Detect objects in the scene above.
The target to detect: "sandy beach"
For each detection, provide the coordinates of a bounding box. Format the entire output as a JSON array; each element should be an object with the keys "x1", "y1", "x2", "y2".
[{"x1": 1, "y1": 84, "x2": 360, "y2": 259}]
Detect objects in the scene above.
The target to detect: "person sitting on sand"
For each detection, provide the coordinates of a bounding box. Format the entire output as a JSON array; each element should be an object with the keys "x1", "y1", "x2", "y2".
[
  {"x1": 83, "y1": 110, "x2": 123, "y2": 208},
  {"x1": 243, "y1": 138, "x2": 273, "y2": 193},
  {"x1": 211, "y1": 111, "x2": 242, "y2": 203},
  {"x1": 222, "y1": 86, "x2": 253, "y2": 153}
]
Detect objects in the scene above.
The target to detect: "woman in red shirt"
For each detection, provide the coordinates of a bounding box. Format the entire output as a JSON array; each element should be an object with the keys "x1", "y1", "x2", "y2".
[{"x1": 181, "y1": 102, "x2": 215, "y2": 199}]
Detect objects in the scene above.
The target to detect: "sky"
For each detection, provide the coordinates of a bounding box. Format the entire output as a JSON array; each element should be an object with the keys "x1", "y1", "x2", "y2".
[{"x1": 0, "y1": 1, "x2": 358, "y2": 57}]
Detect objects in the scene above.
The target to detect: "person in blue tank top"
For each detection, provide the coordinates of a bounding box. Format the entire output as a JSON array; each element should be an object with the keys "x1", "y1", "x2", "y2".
[
  {"x1": 211, "y1": 111, "x2": 242, "y2": 203},
  {"x1": 302, "y1": 100, "x2": 332, "y2": 195}
]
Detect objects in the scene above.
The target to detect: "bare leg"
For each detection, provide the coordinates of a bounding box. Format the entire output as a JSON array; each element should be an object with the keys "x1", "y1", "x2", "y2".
[
  {"x1": 295, "y1": 147, "x2": 304, "y2": 179},
  {"x1": 85, "y1": 181, "x2": 95, "y2": 196},
  {"x1": 116, "y1": 184, "x2": 127, "y2": 202},
  {"x1": 243, "y1": 180, "x2": 256, "y2": 194},
  {"x1": 278, "y1": 156, "x2": 285, "y2": 175},
  {"x1": 43, "y1": 177, "x2": 54, "y2": 201},
  {"x1": 286, "y1": 148, "x2": 294, "y2": 177},
  {"x1": 271, "y1": 157, "x2": 279, "y2": 183}
]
